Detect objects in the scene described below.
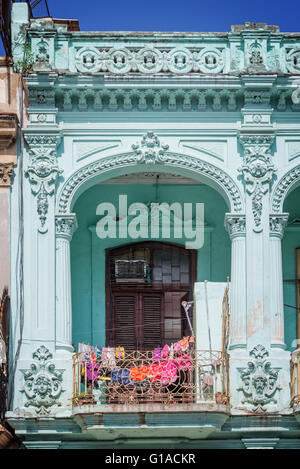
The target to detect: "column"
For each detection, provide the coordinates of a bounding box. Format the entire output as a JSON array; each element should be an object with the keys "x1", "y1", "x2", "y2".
[
  {"x1": 225, "y1": 214, "x2": 247, "y2": 349},
  {"x1": 55, "y1": 214, "x2": 78, "y2": 352},
  {"x1": 269, "y1": 213, "x2": 289, "y2": 349}
]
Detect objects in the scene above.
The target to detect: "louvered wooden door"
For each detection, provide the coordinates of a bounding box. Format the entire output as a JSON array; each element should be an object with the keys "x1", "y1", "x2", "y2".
[{"x1": 112, "y1": 292, "x2": 163, "y2": 350}]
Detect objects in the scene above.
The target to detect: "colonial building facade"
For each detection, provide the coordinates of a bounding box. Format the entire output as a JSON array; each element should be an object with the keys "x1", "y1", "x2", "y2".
[{"x1": 5, "y1": 2, "x2": 300, "y2": 449}]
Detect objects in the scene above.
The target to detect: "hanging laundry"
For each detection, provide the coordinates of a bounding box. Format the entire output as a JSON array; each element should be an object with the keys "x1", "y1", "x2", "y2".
[
  {"x1": 161, "y1": 344, "x2": 170, "y2": 359},
  {"x1": 115, "y1": 346, "x2": 125, "y2": 359},
  {"x1": 111, "y1": 368, "x2": 133, "y2": 385},
  {"x1": 173, "y1": 355, "x2": 193, "y2": 371},
  {"x1": 84, "y1": 362, "x2": 99, "y2": 381},
  {"x1": 161, "y1": 361, "x2": 178, "y2": 385},
  {"x1": 78, "y1": 342, "x2": 93, "y2": 354},
  {"x1": 153, "y1": 347, "x2": 163, "y2": 362},
  {"x1": 101, "y1": 347, "x2": 116, "y2": 367}
]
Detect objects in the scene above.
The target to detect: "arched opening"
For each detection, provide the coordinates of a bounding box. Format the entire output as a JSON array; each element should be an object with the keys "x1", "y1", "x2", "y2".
[
  {"x1": 283, "y1": 185, "x2": 300, "y2": 351},
  {"x1": 70, "y1": 169, "x2": 231, "y2": 349}
]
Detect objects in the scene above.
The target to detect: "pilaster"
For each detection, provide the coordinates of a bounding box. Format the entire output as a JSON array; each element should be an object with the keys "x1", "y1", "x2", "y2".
[
  {"x1": 224, "y1": 213, "x2": 246, "y2": 349},
  {"x1": 55, "y1": 214, "x2": 78, "y2": 352}
]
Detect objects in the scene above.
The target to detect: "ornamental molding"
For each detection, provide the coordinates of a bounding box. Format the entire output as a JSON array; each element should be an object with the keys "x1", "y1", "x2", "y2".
[
  {"x1": 132, "y1": 132, "x2": 169, "y2": 164},
  {"x1": 25, "y1": 133, "x2": 62, "y2": 232},
  {"x1": 26, "y1": 85, "x2": 296, "y2": 112},
  {"x1": 55, "y1": 214, "x2": 78, "y2": 241},
  {"x1": 271, "y1": 164, "x2": 300, "y2": 213},
  {"x1": 239, "y1": 134, "x2": 275, "y2": 232},
  {"x1": 237, "y1": 345, "x2": 281, "y2": 413},
  {"x1": 0, "y1": 163, "x2": 14, "y2": 187},
  {"x1": 269, "y1": 213, "x2": 289, "y2": 238},
  {"x1": 74, "y1": 46, "x2": 226, "y2": 75},
  {"x1": 57, "y1": 145, "x2": 243, "y2": 214},
  {"x1": 20, "y1": 346, "x2": 64, "y2": 415},
  {"x1": 224, "y1": 213, "x2": 246, "y2": 239}
]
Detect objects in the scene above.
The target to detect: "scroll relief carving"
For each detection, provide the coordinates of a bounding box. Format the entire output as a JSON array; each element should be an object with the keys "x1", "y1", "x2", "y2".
[
  {"x1": 239, "y1": 135, "x2": 275, "y2": 232},
  {"x1": 25, "y1": 134, "x2": 61, "y2": 233},
  {"x1": 21, "y1": 346, "x2": 64, "y2": 415},
  {"x1": 237, "y1": 345, "x2": 281, "y2": 413}
]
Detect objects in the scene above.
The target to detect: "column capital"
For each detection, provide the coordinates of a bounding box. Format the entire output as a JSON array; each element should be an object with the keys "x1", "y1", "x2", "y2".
[
  {"x1": 224, "y1": 213, "x2": 246, "y2": 239},
  {"x1": 55, "y1": 214, "x2": 78, "y2": 241},
  {"x1": 0, "y1": 162, "x2": 14, "y2": 187},
  {"x1": 269, "y1": 213, "x2": 289, "y2": 239}
]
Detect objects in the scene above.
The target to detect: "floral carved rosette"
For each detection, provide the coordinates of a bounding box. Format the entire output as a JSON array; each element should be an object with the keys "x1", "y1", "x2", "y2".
[{"x1": 21, "y1": 346, "x2": 64, "y2": 415}]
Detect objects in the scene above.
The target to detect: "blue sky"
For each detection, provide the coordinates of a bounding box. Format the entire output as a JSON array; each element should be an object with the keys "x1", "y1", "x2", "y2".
[
  {"x1": 2, "y1": 0, "x2": 299, "y2": 55},
  {"x1": 43, "y1": 0, "x2": 299, "y2": 32}
]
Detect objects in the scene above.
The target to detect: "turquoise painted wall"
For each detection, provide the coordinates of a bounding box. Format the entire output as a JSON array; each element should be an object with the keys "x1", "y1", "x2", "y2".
[
  {"x1": 283, "y1": 186, "x2": 300, "y2": 351},
  {"x1": 71, "y1": 183, "x2": 231, "y2": 347}
]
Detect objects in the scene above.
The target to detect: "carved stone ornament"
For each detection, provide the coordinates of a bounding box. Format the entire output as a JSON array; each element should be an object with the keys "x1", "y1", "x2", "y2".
[
  {"x1": 272, "y1": 165, "x2": 300, "y2": 213},
  {"x1": 0, "y1": 163, "x2": 14, "y2": 187},
  {"x1": 237, "y1": 345, "x2": 281, "y2": 413},
  {"x1": 55, "y1": 214, "x2": 78, "y2": 241},
  {"x1": 57, "y1": 149, "x2": 243, "y2": 214},
  {"x1": 25, "y1": 134, "x2": 61, "y2": 232},
  {"x1": 286, "y1": 48, "x2": 300, "y2": 73},
  {"x1": 132, "y1": 132, "x2": 169, "y2": 164},
  {"x1": 73, "y1": 46, "x2": 225, "y2": 75},
  {"x1": 239, "y1": 135, "x2": 275, "y2": 232},
  {"x1": 269, "y1": 213, "x2": 289, "y2": 238},
  {"x1": 21, "y1": 346, "x2": 64, "y2": 415},
  {"x1": 224, "y1": 213, "x2": 246, "y2": 239}
]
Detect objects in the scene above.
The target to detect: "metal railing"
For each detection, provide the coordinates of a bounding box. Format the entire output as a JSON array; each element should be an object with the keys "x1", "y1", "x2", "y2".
[
  {"x1": 72, "y1": 350, "x2": 229, "y2": 407},
  {"x1": 291, "y1": 349, "x2": 300, "y2": 406}
]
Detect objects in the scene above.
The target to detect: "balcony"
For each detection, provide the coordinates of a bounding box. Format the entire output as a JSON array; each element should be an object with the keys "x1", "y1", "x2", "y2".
[{"x1": 72, "y1": 349, "x2": 229, "y2": 408}]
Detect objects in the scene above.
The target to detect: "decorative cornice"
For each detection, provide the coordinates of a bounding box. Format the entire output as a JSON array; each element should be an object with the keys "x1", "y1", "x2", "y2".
[
  {"x1": 57, "y1": 147, "x2": 243, "y2": 214},
  {"x1": 239, "y1": 134, "x2": 275, "y2": 232},
  {"x1": 55, "y1": 214, "x2": 78, "y2": 241},
  {"x1": 224, "y1": 213, "x2": 246, "y2": 239},
  {"x1": 0, "y1": 163, "x2": 14, "y2": 187},
  {"x1": 269, "y1": 213, "x2": 289, "y2": 238},
  {"x1": 25, "y1": 86, "x2": 297, "y2": 113}
]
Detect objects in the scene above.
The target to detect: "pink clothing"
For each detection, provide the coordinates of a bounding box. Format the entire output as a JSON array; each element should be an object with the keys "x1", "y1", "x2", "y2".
[{"x1": 161, "y1": 361, "x2": 178, "y2": 385}]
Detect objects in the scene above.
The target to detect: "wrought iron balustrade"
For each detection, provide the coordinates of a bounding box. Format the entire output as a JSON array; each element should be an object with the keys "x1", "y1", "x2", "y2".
[{"x1": 72, "y1": 350, "x2": 229, "y2": 406}]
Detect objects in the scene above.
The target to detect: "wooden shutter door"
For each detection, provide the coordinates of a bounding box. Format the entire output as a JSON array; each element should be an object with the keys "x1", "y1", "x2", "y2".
[
  {"x1": 113, "y1": 293, "x2": 137, "y2": 350},
  {"x1": 140, "y1": 293, "x2": 163, "y2": 350}
]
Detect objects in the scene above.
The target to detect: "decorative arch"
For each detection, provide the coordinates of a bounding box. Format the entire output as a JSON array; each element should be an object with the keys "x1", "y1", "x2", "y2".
[
  {"x1": 56, "y1": 150, "x2": 244, "y2": 214},
  {"x1": 271, "y1": 164, "x2": 300, "y2": 213}
]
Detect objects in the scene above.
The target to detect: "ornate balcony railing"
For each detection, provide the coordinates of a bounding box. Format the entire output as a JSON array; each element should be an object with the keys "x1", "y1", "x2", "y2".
[
  {"x1": 291, "y1": 349, "x2": 300, "y2": 406},
  {"x1": 72, "y1": 350, "x2": 229, "y2": 407}
]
